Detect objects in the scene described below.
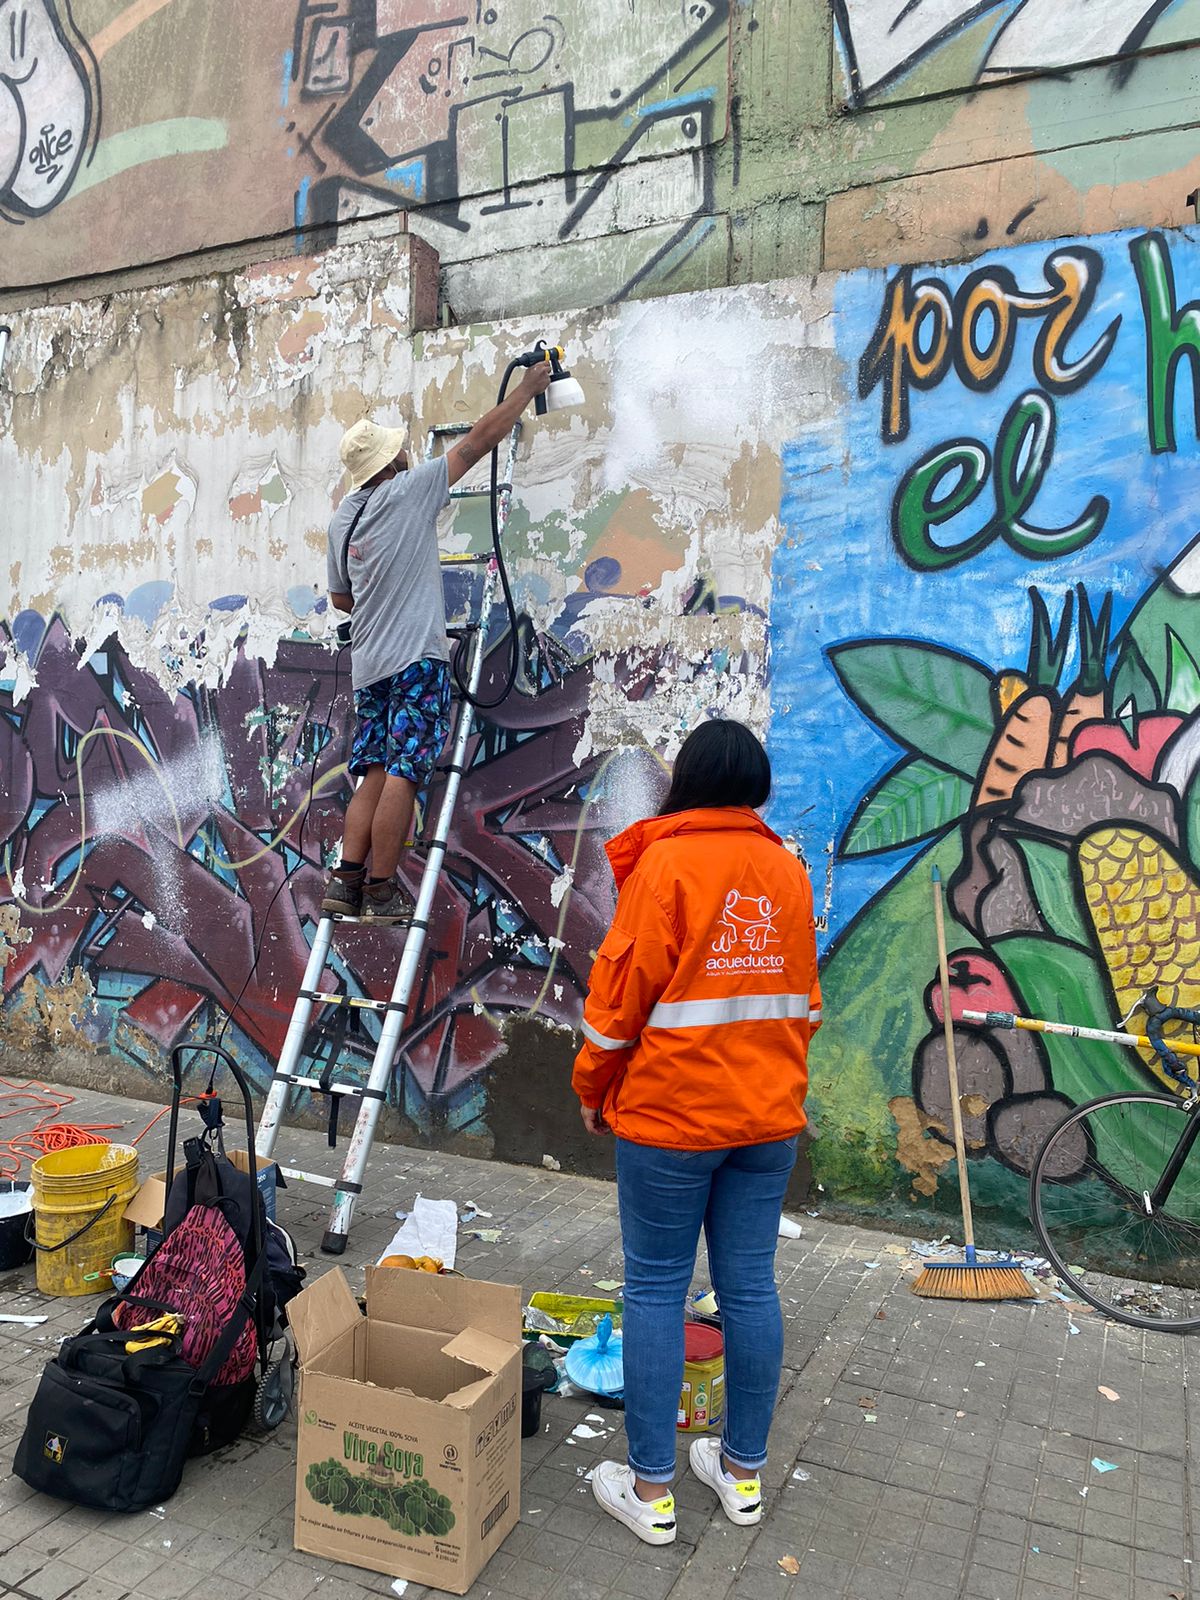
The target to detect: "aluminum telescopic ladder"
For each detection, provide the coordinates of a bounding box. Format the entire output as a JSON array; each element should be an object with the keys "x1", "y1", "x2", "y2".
[{"x1": 256, "y1": 420, "x2": 521, "y2": 1254}]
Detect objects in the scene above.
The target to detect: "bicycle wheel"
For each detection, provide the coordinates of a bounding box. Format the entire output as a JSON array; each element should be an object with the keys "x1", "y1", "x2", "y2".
[{"x1": 1031, "y1": 1091, "x2": 1200, "y2": 1332}]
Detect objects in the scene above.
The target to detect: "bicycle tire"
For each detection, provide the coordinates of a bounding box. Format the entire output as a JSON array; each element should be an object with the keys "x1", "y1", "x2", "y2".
[{"x1": 1031, "y1": 1090, "x2": 1200, "y2": 1333}]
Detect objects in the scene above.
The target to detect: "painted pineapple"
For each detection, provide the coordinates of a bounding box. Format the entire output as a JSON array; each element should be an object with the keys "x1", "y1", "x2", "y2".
[{"x1": 1078, "y1": 826, "x2": 1200, "y2": 1091}]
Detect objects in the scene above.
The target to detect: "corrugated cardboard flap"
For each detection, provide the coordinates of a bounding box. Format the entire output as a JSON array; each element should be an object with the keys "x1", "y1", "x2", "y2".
[
  {"x1": 123, "y1": 1174, "x2": 167, "y2": 1229},
  {"x1": 291, "y1": 1267, "x2": 361, "y2": 1363},
  {"x1": 365, "y1": 1267, "x2": 521, "y2": 1342},
  {"x1": 442, "y1": 1325, "x2": 519, "y2": 1376}
]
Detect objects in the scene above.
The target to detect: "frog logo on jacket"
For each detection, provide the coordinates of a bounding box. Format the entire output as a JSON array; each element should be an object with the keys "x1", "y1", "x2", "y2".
[{"x1": 713, "y1": 892, "x2": 779, "y2": 956}]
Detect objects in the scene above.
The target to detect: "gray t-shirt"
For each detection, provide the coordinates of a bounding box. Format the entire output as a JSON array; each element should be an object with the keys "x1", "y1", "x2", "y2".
[{"x1": 326, "y1": 457, "x2": 451, "y2": 692}]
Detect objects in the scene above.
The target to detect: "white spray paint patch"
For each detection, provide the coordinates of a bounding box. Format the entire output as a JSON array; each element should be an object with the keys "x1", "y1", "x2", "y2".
[
  {"x1": 91, "y1": 734, "x2": 227, "y2": 840},
  {"x1": 602, "y1": 294, "x2": 814, "y2": 493},
  {"x1": 549, "y1": 865, "x2": 574, "y2": 908}
]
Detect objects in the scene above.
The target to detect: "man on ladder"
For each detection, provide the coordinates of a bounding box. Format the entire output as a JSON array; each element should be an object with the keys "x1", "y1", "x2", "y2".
[{"x1": 321, "y1": 360, "x2": 552, "y2": 921}]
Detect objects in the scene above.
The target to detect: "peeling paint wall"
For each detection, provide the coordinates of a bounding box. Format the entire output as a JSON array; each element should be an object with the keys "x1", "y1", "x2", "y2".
[
  {"x1": 1, "y1": 231, "x2": 831, "y2": 1156},
  {"x1": 5, "y1": 5, "x2": 1199, "y2": 319}
]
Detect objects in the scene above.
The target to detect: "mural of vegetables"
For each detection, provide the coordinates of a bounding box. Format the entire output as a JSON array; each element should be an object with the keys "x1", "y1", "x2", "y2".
[{"x1": 808, "y1": 534, "x2": 1200, "y2": 1220}]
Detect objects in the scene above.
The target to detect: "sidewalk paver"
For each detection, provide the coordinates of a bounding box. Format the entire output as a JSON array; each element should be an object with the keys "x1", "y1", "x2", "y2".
[{"x1": 0, "y1": 1080, "x2": 1195, "y2": 1600}]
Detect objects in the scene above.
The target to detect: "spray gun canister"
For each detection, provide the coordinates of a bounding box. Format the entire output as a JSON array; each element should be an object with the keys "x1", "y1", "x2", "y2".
[{"x1": 515, "y1": 339, "x2": 585, "y2": 415}]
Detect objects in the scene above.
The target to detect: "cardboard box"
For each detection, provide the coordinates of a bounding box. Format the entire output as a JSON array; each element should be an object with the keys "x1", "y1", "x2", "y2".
[
  {"x1": 123, "y1": 1149, "x2": 278, "y2": 1236},
  {"x1": 291, "y1": 1267, "x2": 522, "y2": 1595}
]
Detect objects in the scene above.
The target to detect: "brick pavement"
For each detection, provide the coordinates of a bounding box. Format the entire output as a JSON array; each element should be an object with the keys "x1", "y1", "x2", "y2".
[{"x1": 0, "y1": 1082, "x2": 1195, "y2": 1600}]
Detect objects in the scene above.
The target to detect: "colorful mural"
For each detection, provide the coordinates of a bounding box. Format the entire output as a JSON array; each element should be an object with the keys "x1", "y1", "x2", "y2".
[{"x1": 771, "y1": 224, "x2": 1200, "y2": 1217}]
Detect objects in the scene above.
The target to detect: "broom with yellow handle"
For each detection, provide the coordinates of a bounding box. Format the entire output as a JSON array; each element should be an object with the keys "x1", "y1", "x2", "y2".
[{"x1": 912, "y1": 867, "x2": 1036, "y2": 1301}]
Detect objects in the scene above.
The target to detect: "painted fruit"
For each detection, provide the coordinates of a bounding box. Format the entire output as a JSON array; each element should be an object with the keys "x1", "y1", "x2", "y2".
[
  {"x1": 1071, "y1": 715, "x2": 1183, "y2": 781},
  {"x1": 925, "y1": 951, "x2": 1018, "y2": 1025},
  {"x1": 380, "y1": 1254, "x2": 416, "y2": 1269},
  {"x1": 416, "y1": 1256, "x2": 442, "y2": 1273}
]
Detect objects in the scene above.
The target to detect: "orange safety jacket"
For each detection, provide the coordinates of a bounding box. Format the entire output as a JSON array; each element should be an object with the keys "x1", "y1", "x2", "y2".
[{"x1": 572, "y1": 806, "x2": 821, "y2": 1151}]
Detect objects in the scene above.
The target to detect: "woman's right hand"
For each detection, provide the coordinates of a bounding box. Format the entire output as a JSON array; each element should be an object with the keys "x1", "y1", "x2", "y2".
[{"x1": 580, "y1": 1103, "x2": 610, "y2": 1136}]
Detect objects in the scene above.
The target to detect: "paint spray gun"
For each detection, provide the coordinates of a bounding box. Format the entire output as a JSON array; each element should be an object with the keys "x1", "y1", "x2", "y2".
[{"x1": 512, "y1": 340, "x2": 585, "y2": 415}]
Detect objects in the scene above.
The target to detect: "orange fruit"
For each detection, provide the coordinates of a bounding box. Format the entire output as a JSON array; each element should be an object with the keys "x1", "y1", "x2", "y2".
[
  {"x1": 416, "y1": 1256, "x2": 442, "y2": 1273},
  {"x1": 380, "y1": 1254, "x2": 416, "y2": 1269}
]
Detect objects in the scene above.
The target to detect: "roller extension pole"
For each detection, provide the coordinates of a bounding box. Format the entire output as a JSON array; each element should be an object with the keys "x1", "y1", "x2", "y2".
[{"x1": 963, "y1": 1008, "x2": 1200, "y2": 1059}]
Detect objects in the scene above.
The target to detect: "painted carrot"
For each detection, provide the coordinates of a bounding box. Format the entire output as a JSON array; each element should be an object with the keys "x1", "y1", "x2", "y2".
[
  {"x1": 974, "y1": 589, "x2": 1073, "y2": 808},
  {"x1": 1050, "y1": 585, "x2": 1112, "y2": 767}
]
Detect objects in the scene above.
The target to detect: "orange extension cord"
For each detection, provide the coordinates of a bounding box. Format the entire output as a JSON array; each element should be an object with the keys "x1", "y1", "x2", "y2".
[{"x1": 0, "y1": 1079, "x2": 196, "y2": 1180}]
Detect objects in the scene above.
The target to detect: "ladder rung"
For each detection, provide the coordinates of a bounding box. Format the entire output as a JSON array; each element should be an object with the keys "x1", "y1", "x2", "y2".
[
  {"x1": 279, "y1": 1166, "x2": 337, "y2": 1188},
  {"x1": 429, "y1": 423, "x2": 472, "y2": 436},
  {"x1": 286, "y1": 1076, "x2": 365, "y2": 1096},
  {"x1": 324, "y1": 914, "x2": 411, "y2": 926},
  {"x1": 450, "y1": 483, "x2": 510, "y2": 499},
  {"x1": 298, "y1": 989, "x2": 404, "y2": 1012},
  {"x1": 440, "y1": 553, "x2": 490, "y2": 566}
]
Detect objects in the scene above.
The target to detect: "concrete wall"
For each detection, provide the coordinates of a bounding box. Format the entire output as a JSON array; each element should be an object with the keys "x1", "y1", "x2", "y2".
[
  {"x1": 5, "y1": 3, "x2": 1200, "y2": 317},
  {"x1": 6, "y1": 220, "x2": 1200, "y2": 1229}
]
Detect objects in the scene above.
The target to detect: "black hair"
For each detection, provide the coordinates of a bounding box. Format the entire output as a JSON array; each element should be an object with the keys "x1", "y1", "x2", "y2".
[{"x1": 658, "y1": 719, "x2": 771, "y2": 816}]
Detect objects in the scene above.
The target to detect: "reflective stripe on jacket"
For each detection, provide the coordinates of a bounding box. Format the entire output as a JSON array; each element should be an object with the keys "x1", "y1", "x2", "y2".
[{"x1": 572, "y1": 806, "x2": 821, "y2": 1150}]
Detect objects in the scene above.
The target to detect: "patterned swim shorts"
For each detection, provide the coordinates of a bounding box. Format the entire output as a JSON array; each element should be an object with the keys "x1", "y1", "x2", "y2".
[{"x1": 349, "y1": 658, "x2": 452, "y2": 785}]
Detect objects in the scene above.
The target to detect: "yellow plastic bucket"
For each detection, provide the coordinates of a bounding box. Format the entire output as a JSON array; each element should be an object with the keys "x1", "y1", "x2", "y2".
[{"x1": 31, "y1": 1144, "x2": 140, "y2": 1297}]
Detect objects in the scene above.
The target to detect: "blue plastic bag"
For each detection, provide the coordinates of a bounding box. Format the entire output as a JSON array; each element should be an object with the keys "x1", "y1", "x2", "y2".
[{"x1": 564, "y1": 1313, "x2": 624, "y2": 1396}]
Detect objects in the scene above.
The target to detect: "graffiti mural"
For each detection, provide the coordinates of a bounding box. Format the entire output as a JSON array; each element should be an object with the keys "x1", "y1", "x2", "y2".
[
  {"x1": 0, "y1": 561, "x2": 748, "y2": 1135},
  {"x1": 0, "y1": 0, "x2": 97, "y2": 220},
  {"x1": 2, "y1": 0, "x2": 729, "y2": 298},
  {"x1": 770, "y1": 224, "x2": 1200, "y2": 1219},
  {"x1": 287, "y1": 0, "x2": 729, "y2": 296},
  {"x1": 833, "y1": 0, "x2": 1200, "y2": 107}
]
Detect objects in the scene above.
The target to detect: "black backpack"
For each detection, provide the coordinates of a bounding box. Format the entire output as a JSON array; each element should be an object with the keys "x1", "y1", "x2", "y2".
[{"x1": 163, "y1": 1130, "x2": 305, "y2": 1328}]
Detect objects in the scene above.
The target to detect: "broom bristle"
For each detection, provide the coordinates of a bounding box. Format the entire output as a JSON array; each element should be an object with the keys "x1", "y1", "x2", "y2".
[{"x1": 911, "y1": 1263, "x2": 1036, "y2": 1301}]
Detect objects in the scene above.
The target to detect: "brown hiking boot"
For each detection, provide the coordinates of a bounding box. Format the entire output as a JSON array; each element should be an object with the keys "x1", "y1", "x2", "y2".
[
  {"x1": 361, "y1": 880, "x2": 415, "y2": 922},
  {"x1": 321, "y1": 868, "x2": 364, "y2": 918}
]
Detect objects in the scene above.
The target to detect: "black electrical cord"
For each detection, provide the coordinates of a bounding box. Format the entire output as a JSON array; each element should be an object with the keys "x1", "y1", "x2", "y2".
[
  {"x1": 215, "y1": 637, "x2": 348, "y2": 1052},
  {"x1": 452, "y1": 358, "x2": 525, "y2": 711}
]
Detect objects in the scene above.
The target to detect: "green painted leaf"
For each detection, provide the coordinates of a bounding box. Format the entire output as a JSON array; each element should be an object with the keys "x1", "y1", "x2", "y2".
[
  {"x1": 807, "y1": 833, "x2": 974, "y2": 1202},
  {"x1": 994, "y1": 935, "x2": 1200, "y2": 1211},
  {"x1": 828, "y1": 641, "x2": 995, "y2": 777},
  {"x1": 1110, "y1": 636, "x2": 1159, "y2": 716},
  {"x1": 1166, "y1": 627, "x2": 1200, "y2": 713},
  {"x1": 996, "y1": 936, "x2": 1152, "y2": 1102},
  {"x1": 1013, "y1": 838, "x2": 1093, "y2": 948},
  {"x1": 842, "y1": 757, "x2": 972, "y2": 857}
]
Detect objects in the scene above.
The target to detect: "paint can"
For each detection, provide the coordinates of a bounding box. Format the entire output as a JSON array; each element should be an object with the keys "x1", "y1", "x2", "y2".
[{"x1": 678, "y1": 1321, "x2": 724, "y2": 1433}]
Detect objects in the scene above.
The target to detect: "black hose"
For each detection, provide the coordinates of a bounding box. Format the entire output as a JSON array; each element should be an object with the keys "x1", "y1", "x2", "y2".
[{"x1": 452, "y1": 359, "x2": 524, "y2": 710}]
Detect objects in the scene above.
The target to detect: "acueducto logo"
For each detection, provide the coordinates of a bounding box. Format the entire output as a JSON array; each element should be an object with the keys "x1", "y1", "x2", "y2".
[{"x1": 707, "y1": 891, "x2": 783, "y2": 972}]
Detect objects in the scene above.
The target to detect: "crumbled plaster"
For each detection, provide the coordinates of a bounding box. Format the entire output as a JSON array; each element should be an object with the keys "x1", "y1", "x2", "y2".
[
  {"x1": 889, "y1": 1096, "x2": 956, "y2": 1200},
  {"x1": 0, "y1": 906, "x2": 32, "y2": 977},
  {"x1": 4, "y1": 967, "x2": 98, "y2": 1051}
]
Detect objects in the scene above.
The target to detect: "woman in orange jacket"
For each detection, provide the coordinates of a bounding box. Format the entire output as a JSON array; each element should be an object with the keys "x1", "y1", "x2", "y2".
[{"x1": 574, "y1": 720, "x2": 820, "y2": 1547}]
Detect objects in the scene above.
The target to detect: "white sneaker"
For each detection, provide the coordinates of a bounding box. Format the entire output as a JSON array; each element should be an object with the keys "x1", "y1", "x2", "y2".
[
  {"x1": 689, "y1": 1436, "x2": 763, "y2": 1525},
  {"x1": 591, "y1": 1461, "x2": 677, "y2": 1545}
]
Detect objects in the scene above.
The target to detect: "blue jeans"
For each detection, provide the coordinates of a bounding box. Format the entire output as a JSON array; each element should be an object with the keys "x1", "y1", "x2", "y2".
[{"x1": 615, "y1": 1136, "x2": 798, "y2": 1483}]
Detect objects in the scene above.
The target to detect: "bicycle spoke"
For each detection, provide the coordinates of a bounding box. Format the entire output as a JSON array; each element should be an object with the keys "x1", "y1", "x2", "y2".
[{"x1": 1032, "y1": 1094, "x2": 1200, "y2": 1330}]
